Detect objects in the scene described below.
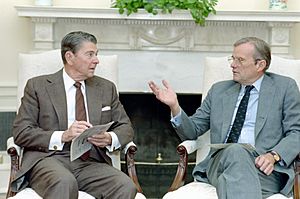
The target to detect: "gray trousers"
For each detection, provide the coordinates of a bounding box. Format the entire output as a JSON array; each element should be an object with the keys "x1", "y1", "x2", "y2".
[
  {"x1": 28, "y1": 153, "x2": 137, "y2": 199},
  {"x1": 206, "y1": 144, "x2": 285, "y2": 199}
]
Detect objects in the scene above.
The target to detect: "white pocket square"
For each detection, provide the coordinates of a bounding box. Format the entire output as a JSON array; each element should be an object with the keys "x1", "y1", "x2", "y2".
[{"x1": 101, "y1": 106, "x2": 111, "y2": 111}]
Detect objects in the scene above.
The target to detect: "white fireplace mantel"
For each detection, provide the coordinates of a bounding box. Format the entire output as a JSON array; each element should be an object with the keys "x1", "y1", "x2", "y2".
[
  {"x1": 15, "y1": 6, "x2": 300, "y2": 22},
  {"x1": 15, "y1": 6, "x2": 300, "y2": 53},
  {"x1": 14, "y1": 5, "x2": 300, "y2": 94}
]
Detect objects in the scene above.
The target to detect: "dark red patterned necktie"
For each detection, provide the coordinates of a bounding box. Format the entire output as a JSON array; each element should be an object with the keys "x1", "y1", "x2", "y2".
[{"x1": 74, "y1": 82, "x2": 90, "y2": 160}]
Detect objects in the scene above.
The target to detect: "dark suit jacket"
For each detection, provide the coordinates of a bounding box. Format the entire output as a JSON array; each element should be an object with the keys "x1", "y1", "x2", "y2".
[
  {"x1": 11, "y1": 69, "x2": 134, "y2": 191},
  {"x1": 174, "y1": 72, "x2": 300, "y2": 196}
]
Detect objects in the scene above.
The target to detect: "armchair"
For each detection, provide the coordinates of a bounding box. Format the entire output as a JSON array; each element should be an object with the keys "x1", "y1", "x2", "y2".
[
  {"x1": 5, "y1": 50, "x2": 145, "y2": 199},
  {"x1": 164, "y1": 55, "x2": 300, "y2": 199}
]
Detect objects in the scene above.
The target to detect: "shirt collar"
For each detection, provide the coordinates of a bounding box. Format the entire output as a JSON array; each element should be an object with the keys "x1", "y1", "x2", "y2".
[
  {"x1": 63, "y1": 68, "x2": 86, "y2": 91},
  {"x1": 241, "y1": 75, "x2": 264, "y2": 93}
]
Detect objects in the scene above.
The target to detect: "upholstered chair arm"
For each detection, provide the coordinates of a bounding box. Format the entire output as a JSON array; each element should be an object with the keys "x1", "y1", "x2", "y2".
[
  {"x1": 294, "y1": 153, "x2": 300, "y2": 199},
  {"x1": 168, "y1": 139, "x2": 205, "y2": 192},
  {"x1": 6, "y1": 137, "x2": 21, "y2": 198},
  {"x1": 124, "y1": 141, "x2": 143, "y2": 193}
]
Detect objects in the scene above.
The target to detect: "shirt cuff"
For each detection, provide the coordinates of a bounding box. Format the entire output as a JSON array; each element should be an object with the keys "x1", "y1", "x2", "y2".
[
  {"x1": 49, "y1": 131, "x2": 64, "y2": 150},
  {"x1": 106, "y1": 131, "x2": 121, "y2": 152},
  {"x1": 170, "y1": 109, "x2": 182, "y2": 127}
]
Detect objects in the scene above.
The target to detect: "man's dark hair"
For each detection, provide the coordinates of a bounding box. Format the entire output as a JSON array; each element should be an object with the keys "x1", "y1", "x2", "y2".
[{"x1": 61, "y1": 31, "x2": 97, "y2": 64}]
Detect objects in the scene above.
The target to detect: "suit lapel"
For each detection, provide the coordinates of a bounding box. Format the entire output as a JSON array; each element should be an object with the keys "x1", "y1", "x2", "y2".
[
  {"x1": 221, "y1": 83, "x2": 241, "y2": 142},
  {"x1": 85, "y1": 78, "x2": 103, "y2": 125},
  {"x1": 45, "y1": 70, "x2": 68, "y2": 130},
  {"x1": 255, "y1": 75, "x2": 275, "y2": 138}
]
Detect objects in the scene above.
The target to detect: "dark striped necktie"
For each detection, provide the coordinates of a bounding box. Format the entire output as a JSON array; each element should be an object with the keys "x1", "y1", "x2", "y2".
[{"x1": 226, "y1": 85, "x2": 254, "y2": 143}]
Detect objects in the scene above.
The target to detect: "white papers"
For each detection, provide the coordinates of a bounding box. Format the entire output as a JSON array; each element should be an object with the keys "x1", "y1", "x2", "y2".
[
  {"x1": 70, "y1": 121, "x2": 114, "y2": 161},
  {"x1": 208, "y1": 143, "x2": 256, "y2": 151}
]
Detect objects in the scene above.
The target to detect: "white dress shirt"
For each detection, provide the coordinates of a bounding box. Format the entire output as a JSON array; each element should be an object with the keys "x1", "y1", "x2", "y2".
[{"x1": 49, "y1": 69, "x2": 120, "y2": 152}]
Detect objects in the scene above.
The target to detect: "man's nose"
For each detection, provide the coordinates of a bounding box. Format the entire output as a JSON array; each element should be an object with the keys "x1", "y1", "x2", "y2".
[{"x1": 94, "y1": 56, "x2": 99, "y2": 64}]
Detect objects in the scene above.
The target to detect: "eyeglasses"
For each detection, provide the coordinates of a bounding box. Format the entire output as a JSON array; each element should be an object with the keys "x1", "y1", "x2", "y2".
[
  {"x1": 228, "y1": 56, "x2": 262, "y2": 66},
  {"x1": 227, "y1": 56, "x2": 246, "y2": 65}
]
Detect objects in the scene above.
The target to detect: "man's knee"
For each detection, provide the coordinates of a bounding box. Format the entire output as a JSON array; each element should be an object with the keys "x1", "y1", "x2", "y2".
[
  {"x1": 55, "y1": 174, "x2": 78, "y2": 191},
  {"x1": 223, "y1": 144, "x2": 250, "y2": 156},
  {"x1": 116, "y1": 174, "x2": 137, "y2": 198},
  {"x1": 221, "y1": 144, "x2": 254, "y2": 164}
]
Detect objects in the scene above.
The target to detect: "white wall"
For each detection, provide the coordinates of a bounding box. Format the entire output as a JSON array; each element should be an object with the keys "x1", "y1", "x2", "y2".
[{"x1": 0, "y1": 0, "x2": 32, "y2": 85}]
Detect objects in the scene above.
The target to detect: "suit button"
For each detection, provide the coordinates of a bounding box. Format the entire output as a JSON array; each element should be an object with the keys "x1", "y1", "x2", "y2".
[{"x1": 53, "y1": 145, "x2": 58, "y2": 150}]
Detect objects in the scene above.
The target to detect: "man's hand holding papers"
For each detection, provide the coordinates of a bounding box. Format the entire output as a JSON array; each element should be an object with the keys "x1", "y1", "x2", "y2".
[{"x1": 70, "y1": 121, "x2": 114, "y2": 161}]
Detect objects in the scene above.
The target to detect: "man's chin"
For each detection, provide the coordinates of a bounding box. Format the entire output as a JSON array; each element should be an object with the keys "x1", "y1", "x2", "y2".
[
  {"x1": 88, "y1": 71, "x2": 95, "y2": 77},
  {"x1": 232, "y1": 75, "x2": 240, "y2": 82}
]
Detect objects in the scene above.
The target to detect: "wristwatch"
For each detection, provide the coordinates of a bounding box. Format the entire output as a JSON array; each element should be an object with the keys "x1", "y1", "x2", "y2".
[{"x1": 270, "y1": 151, "x2": 281, "y2": 163}]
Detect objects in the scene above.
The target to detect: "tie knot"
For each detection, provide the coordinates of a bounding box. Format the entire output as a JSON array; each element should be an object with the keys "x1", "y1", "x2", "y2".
[
  {"x1": 74, "y1": 82, "x2": 81, "y2": 89},
  {"x1": 245, "y1": 85, "x2": 254, "y2": 93}
]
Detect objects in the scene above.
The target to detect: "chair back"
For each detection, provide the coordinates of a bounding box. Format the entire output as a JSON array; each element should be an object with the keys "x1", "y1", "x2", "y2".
[
  {"x1": 195, "y1": 55, "x2": 300, "y2": 164},
  {"x1": 17, "y1": 50, "x2": 121, "y2": 169}
]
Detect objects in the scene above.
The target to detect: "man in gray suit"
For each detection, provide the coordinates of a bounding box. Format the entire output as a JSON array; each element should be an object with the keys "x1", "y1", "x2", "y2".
[
  {"x1": 12, "y1": 31, "x2": 137, "y2": 198},
  {"x1": 149, "y1": 37, "x2": 300, "y2": 199}
]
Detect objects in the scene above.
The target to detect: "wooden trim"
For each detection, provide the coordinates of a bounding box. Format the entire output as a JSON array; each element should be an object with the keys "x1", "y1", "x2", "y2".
[
  {"x1": 125, "y1": 145, "x2": 143, "y2": 193},
  {"x1": 168, "y1": 145, "x2": 188, "y2": 192}
]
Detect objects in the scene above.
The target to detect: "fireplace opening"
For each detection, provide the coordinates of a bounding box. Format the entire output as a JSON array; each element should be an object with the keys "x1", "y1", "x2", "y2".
[{"x1": 119, "y1": 92, "x2": 202, "y2": 198}]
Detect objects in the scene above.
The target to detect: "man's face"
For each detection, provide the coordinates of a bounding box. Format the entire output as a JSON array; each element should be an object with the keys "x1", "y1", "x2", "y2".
[
  {"x1": 66, "y1": 41, "x2": 99, "y2": 81},
  {"x1": 230, "y1": 43, "x2": 264, "y2": 85}
]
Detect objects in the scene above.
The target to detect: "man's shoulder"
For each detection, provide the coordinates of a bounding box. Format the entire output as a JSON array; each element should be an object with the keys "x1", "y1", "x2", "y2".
[
  {"x1": 265, "y1": 72, "x2": 297, "y2": 85},
  {"x1": 212, "y1": 80, "x2": 236, "y2": 89},
  {"x1": 90, "y1": 75, "x2": 114, "y2": 85},
  {"x1": 27, "y1": 69, "x2": 62, "y2": 82}
]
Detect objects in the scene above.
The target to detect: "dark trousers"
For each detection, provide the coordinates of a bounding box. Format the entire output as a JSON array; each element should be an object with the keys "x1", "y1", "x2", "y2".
[{"x1": 29, "y1": 153, "x2": 137, "y2": 199}]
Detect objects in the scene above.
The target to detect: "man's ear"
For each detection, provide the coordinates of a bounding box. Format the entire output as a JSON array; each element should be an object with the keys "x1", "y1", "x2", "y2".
[
  {"x1": 65, "y1": 51, "x2": 75, "y2": 65},
  {"x1": 257, "y1": 60, "x2": 267, "y2": 72}
]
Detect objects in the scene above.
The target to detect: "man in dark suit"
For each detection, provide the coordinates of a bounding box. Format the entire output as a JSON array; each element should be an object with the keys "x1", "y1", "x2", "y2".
[
  {"x1": 11, "y1": 31, "x2": 137, "y2": 198},
  {"x1": 149, "y1": 37, "x2": 300, "y2": 199}
]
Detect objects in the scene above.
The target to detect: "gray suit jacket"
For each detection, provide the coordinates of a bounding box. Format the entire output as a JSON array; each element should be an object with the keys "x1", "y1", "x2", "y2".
[
  {"x1": 174, "y1": 72, "x2": 300, "y2": 196},
  {"x1": 12, "y1": 69, "x2": 134, "y2": 191}
]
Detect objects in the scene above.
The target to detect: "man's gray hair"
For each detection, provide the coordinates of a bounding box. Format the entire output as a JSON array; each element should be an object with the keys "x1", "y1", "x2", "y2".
[{"x1": 234, "y1": 37, "x2": 271, "y2": 70}]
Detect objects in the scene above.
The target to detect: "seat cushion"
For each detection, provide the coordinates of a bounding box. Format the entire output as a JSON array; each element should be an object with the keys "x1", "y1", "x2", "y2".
[
  {"x1": 8, "y1": 187, "x2": 146, "y2": 199},
  {"x1": 7, "y1": 188, "x2": 95, "y2": 199},
  {"x1": 163, "y1": 182, "x2": 292, "y2": 199},
  {"x1": 163, "y1": 182, "x2": 217, "y2": 199}
]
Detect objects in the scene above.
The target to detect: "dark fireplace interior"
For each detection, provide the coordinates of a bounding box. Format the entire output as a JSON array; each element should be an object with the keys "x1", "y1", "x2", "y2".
[{"x1": 119, "y1": 93, "x2": 202, "y2": 198}]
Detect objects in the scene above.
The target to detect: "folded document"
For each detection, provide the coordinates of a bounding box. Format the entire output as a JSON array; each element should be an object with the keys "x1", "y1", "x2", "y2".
[{"x1": 70, "y1": 121, "x2": 114, "y2": 161}]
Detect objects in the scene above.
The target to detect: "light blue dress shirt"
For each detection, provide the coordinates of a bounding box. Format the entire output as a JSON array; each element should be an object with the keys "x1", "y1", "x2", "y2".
[{"x1": 171, "y1": 75, "x2": 264, "y2": 147}]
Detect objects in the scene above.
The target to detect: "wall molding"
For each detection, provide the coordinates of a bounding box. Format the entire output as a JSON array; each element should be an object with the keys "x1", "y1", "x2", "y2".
[
  {"x1": 0, "y1": 83, "x2": 17, "y2": 112},
  {"x1": 15, "y1": 6, "x2": 300, "y2": 55}
]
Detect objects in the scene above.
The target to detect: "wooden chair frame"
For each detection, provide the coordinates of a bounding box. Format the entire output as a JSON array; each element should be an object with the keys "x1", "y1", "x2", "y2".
[
  {"x1": 6, "y1": 139, "x2": 143, "y2": 198},
  {"x1": 169, "y1": 142, "x2": 300, "y2": 199}
]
